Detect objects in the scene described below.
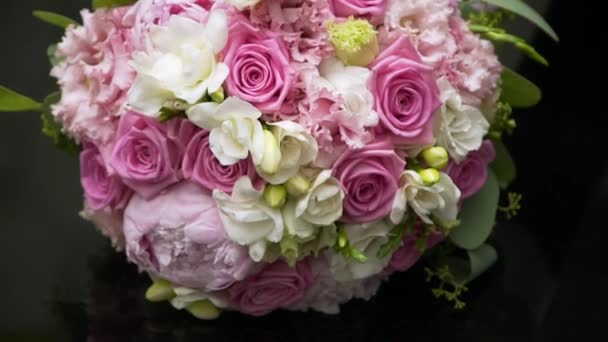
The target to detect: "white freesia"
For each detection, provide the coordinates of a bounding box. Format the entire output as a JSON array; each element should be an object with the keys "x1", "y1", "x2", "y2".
[
  {"x1": 391, "y1": 170, "x2": 461, "y2": 225},
  {"x1": 213, "y1": 177, "x2": 284, "y2": 261},
  {"x1": 295, "y1": 170, "x2": 345, "y2": 226},
  {"x1": 187, "y1": 97, "x2": 265, "y2": 165},
  {"x1": 128, "y1": 11, "x2": 229, "y2": 115},
  {"x1": 170, "y1": 287, "x2": 229, "y2": 310},
  {"x1": 227, "y1": 0, "x2": 261, "y2": 10},
  {"x1": 318, "y1": 58, "x2": 379, "y2": 148},
  {"x1": 434, "y1": 77, "x2": 490, "y2": 162},
  {"x1": 257, "y1": 121, "x2": 318, "y2": 184},
  {"x1": 329, "y1": 220, "x2": 393, "y2": 282}
]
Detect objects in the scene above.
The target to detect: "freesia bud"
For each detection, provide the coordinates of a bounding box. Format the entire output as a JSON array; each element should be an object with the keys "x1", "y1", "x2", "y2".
[
  {"x1": 264, "y1": 184, "x2": 287, "y2": 208},
  {"x1": 285, "y1": 175, "x2": 311, "y2": 196},
  {"x1": 209, "y1": 86, "x2": 225, "y2": 103},
  {"x1": 145, "y1": 278, "x2": 175, "y2": 302},
  {"x1": 328, "y1": 18, "x2": 379, "y2": 67},
  {"x1": 421, "y1": 146, "x2": 449, "y2": 170},
  {"x1": 186, "y1": 300, "x2": 221, "y2": 320},
  {"x1": 259, "y1": 130, "x2": 282, "y2": 175},
  {"x1": 419, "y1": 168, "x2": 441, "y2": 186}
]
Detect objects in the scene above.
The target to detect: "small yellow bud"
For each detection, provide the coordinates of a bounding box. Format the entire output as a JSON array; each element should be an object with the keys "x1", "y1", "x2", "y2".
[
  {"x1": 209, "y1": 86, "x2": 225, "y2": 103},
  {"x1": 328, "y1": 18, "x2": 379, "y2": 67},
  {"x1": 259, "y1": 130, "x2": 282, "y2": 175},
  {"x1": 419, "y1": 168, "x2": 441, "y2": 186},
  {"x1": 264, "y1": 184, "x2": 287, "y2": 208},
  {"x1": 285, "y1": 175, "x2": 311, "y2": 196},
  {"x1": 186, "y1": 300, "x2": 221, "y2": 320},
  {"x1": 145, "y1": 278, "x2": 175, "y2": 302},
  {"x1": 421, "y1": 146, "x2": 449, "y2": 170}
]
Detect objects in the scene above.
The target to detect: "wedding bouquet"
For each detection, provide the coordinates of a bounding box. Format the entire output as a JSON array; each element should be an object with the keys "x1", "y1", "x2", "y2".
[{"x1": 1, "y1": 0, "x2": 555, "y2": 318}]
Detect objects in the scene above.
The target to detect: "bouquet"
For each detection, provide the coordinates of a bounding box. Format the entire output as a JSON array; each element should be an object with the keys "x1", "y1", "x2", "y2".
[{"x1": 0, "y1": 0, "x2": 555, "y2": 318}]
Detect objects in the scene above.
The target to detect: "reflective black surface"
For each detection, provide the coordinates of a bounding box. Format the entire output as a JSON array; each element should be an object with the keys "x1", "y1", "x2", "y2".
[{"x1": 1, "y1": 1, "x2": 606, "y2": 341}]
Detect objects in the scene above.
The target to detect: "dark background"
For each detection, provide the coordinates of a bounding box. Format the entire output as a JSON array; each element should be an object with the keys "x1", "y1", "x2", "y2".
[{"x1": 1, "y1": 1, "x2": 606, "y2": 341}]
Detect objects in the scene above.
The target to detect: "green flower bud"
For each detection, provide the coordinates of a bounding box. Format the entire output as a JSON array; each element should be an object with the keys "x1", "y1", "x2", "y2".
[
  {"x1": 145, "y1": 278, "x2": 175, "y2": 302},
  {"x1": 421, "y1": 146, "x2": 449, "y2": 170},
  {"x1": 419, "y1": 168, "x2": 441, "y2": 186},
  {"x1": 259, "y1": 130, "x2": 282, "y2": 175},
  {"x1": 209, "y1": 86, "x2": 225, "y2": 103},
  {"x1": 280, "y1": 233, "x2": 300, "y2": 267},
  {"x1": 328, "y1": 18, "x2": 379, "y2": 67},
  {"x1": 186, "y1": 300, "x2": 221, "y2": 320},
  {"x1": 285, "y1": 175, "x2": 311, "y2": 196},
  {"x1": 264, "y1": 184, "x2": 287, "y2": 208}
]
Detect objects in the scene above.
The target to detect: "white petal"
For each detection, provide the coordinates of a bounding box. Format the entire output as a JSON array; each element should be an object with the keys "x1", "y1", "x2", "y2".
[
  {"x1": 207, "y1": 63, "x2": 229, "y2": 93},
  {"x1": 128, "y1": 75, "x2": 172, "y2": 115},
  {"x1": 205, "y1": 10, "x2": 228, "y2": 53},
  {"x1": 217, "y1": 97, "x2": 262, "y2": 120}
]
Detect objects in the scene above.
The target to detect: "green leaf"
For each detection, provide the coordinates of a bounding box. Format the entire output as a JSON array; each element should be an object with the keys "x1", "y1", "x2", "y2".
[
  {"x1": 479, "y1": 0, "x2": 558, "y2": 42},
  {"x1": 33, "y1": 10, "x2": 78, "y2": 29},
  {"x1": 92, "y1": 0, "x2": 136, "y2": 9},
  {"x1": 449, "y1": 170, "x2": 500, "y2": 250},
  {"x1": 40, "y1": 92, "x2": 81, "y2": 157},
  {"x1": 443, "y1": 244, "x2": 498, "y2": 283},
  {"x1": 470, "y1": 25, "x2": 548, "y2": 66},
  {"x1": 47, "y1": 44, "x2": 65, "y2": 66},
  {"x1": 490, "y1": 140, "x2": 517, "y2": 189},
  {"x1": 0, "y1": 85, "x2": 42, "y2": 112},
  {"x1": 500, "y1": 67, "x2": 542, "y2": 108}
]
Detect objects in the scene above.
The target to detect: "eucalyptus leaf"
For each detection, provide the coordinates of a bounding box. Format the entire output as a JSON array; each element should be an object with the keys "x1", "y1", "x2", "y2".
[
  {"x1": 40, "y1": 92, "x2": 81, "y2": 157},
  {"x1": 0, "y1": 85, "x2": 42, "y2": 112},
  {"x1": 449, "y1": 170, "x2": 500, "y2": 250},
  {"x1": 92, "y1": 0, "x2": 136, "y2": 9},
  {"x1": 491, "y1": 140, "x2": 517, "y2": 189},
  {"x1": 33, "y1": 10, "x2": 78, "y2": 29},
  {"x1": 441, "y1": 244, "x2": 498, "y2": 283},
  {"x1": 479, "y1": 0, "x2": 558, "y2": 41},
  {"x1": 500, "y1": 67, "x2": 542, "y2": 108}
]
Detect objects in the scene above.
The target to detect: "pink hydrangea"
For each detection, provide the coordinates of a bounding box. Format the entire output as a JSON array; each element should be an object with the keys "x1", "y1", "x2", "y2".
[
  {"x1": 51, "y1": 8, "x2": 135, "y2": 145},
  {"x1": 124, "y1": 182, "x2": 256, "y2": 291}
]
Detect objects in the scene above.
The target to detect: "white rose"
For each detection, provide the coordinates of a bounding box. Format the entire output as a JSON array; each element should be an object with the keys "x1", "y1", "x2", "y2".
[
  {"x1": 391, "y1": 170, "x2": 461, "y2": 225},
  {"x1": 227, "y1": 0, "x2": 261, "y2": 10},
  {"x1": 213, "y1": 177, "x2": 284, "y2": 261},
  {"x1": 434, "y1": 77, "x2": 490, "y2": 162},
  {"x1": 187, "y1": 97, "x2": 265, "y2": 165},
  {"x1": 128, "y1": 11, "x2": 229, "y2": 115},
  {"x1": 257, "y1": 121, "x2": 318, "y2": 184},
  {"x1": 330, "y1": 220, "x2": 393, "y2": 282},
  {"x1": 295, "y1": 170, "x2": 345, "y2": 226}
]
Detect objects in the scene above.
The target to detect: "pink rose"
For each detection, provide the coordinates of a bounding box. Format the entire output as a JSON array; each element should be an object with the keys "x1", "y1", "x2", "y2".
[
  {"x1": 383, "y1": 225, "x2": 445, "y2": 276},
  {"x1": 110, "y1": 111, "x2": 190, "y2": 199},
  {"x1": 124, "y1": 182, "x2": 256, "y2": 291},
  {"x1": 446, "y1": 140, "x2": 496, "y2": 199},
  {"x1": 228, "y1": 260, "x2": 314, "y2": 316},
  {"x1": 81, "y1": 144, "x2": 133, "y2": 210},
  {"x1": 369, "y1": 37, "x2": 441, "y2": 146},
  {"x1": 182, "y1": 130, "x2": 263, "y2": 193},
  {"x1": 223, "y1": 19, "x2": 295, "y2": 114},
  {"x1": 333, "y1": 139, "x2": 406, "y2": 223},
  {"x1": 329, "y1": 0, "x2": 387, "y2": 25}
]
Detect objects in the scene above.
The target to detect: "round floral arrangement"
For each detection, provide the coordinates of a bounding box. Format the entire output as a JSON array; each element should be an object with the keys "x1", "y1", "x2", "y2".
[{"x1": 1, "y1": 0, "x2": 555, "y2": 318}]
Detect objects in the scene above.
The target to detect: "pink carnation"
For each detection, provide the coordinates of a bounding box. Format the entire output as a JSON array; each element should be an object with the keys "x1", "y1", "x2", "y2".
[
  {"x1": 124, "y1": 182, "x2": 256, "y2": 291},
  {"x1": 51, "y1": 8, "x2": 135, "y2": 145},
  {"x1": 228, "y1": 260, "x2": 315, "y2": 316}
]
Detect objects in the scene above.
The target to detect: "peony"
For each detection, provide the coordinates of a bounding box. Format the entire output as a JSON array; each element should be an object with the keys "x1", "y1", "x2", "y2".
[
  {"x1": 213, "y1": 177, "x2": 284, "y2": 262},
  {"x1": 446, "y1": 139, "x2": 496, "y2": 199},
  {"x1": 80, "y1": 144, "x2": 132, "y2": 210},
  {"x1": 369, "y1": 36, "x2": 441, "y2": 146},
  {"x1": 391, "y1": 170, "x2": 461, "y2": 225},
  {"x1": 294, "y1": 170, "x2": 345, "y2": 226},
  {"x1": 223, "y1": 19, "x2": 296, "y2": 114},
  {"x1": 110, "y1": 111, "x2": 188, "y2": 199},
  {"x1": 182, "y1": 129, "x2": 263, "y2": 194},
  {"x1": 51, "y1": 8, "x2": 134, "y2": 145},
  {"x1": 187, "y1": 97, "x2": 265, "y2": 166},
  {"x1": 329, "y1": 220, "x2": 393, "y2": 281},
  {"x1": 329, "y1": 0, "x2": 387, "y2": 25},
  {"x1": 333, "y1": 139, "x2": 405, "y2": 223},
  {"x1": 128, "y1": 10, "x2": 229, "y2": 115},
  {"x1": 256, "y1": 121, "x2": 318, "y2": 184},
  {"x1": 228, "y1": 260, "x2": 315, "y2": 316},
  {"x1": 123, "y1": 182, "x2": 256, "y2": 291},
  {"x1": 434, "y1": 77, "x2": 490, "y2": 162}
]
